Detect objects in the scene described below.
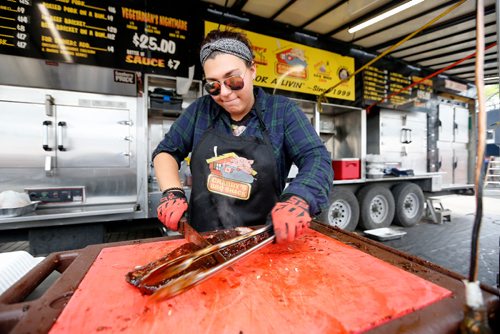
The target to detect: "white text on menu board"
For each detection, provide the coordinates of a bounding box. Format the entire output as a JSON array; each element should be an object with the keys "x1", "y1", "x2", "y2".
[
  {"x1": 39, "y1": 0, "x2": 116, "y2": 60},
  {"x1": 122, "y1": 7, "x2": 187, "y2": 69}
]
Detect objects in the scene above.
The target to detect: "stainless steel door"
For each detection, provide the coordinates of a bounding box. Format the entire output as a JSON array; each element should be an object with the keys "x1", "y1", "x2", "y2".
[
  {"x1": 454, "y1": 106, "x2": 469, "y2": 143},
  {"x1": 438, "y1": 104, "x2": 454, "y2": 142},
  {"x1": 437, "y1": 141, "x2": 453, "y2": 186},
  {"x1": 0, "y1": 101, "x2": 50, "y2": 168},
  {"x1": 56, "y1": 106, "x2": 131, "y2": 168},
  {"x1": 405, "y1": 112, "x2": 427, "y2": 154},
  {"x1": 402, "y1": 114, "x2": 427, "y2": 173},
  {"x1": 453, "y1": 143, "x2": 468, "y2": 184},
  {"x1": 379, "y1": 112, "x2": 403, "y2": 149}
]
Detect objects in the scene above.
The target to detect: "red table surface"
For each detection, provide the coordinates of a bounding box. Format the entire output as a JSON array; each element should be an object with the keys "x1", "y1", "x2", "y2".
[{"x1": 49, "y1": 229, "x2": 451, "y2": 334}]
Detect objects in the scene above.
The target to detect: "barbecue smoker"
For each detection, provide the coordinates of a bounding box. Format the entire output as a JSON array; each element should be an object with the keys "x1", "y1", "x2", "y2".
[
  {"x1": 0, "y1": 54, "x2": 203, "y2": 253},
  {"x1": 0, "y1": 55, "x2": 138, "y2": 238}
]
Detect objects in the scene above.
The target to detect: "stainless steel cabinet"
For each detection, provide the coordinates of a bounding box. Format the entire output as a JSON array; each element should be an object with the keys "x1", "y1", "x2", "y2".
[
  {"x1": 367, "y1": 109, "x2": 427, "y2": 173},
  {"x1": 437, "y1": 103, "x2": 470, "y2": 187}
]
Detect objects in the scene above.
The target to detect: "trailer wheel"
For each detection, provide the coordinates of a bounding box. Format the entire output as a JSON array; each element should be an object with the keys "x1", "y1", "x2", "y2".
[
  {"x1": 357, "y1": 185, "x2": 395, "y2": 230},
  {"x1": 319, "y1": 188, "x2": 359, "y2": 231},
  {"x1": 391, "y1": 182, "x2": 424, "y2": 227}
]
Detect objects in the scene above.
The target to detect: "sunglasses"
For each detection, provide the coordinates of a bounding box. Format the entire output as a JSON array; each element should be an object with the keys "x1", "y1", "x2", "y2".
[{"x1": 204, "y1": 69, "x2": 248, "y2": 96}]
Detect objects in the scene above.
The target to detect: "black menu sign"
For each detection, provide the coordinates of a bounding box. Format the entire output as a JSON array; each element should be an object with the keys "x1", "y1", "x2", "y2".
[
  {"x1": 363, "y1": 66, "x2": 388, "y2": 102},
  {"x1": 363, "y1": 66, "x2": 434, "y2": 109},
  {"x1": 0, "y1": 0, "x2": 195, "y2": 76}
]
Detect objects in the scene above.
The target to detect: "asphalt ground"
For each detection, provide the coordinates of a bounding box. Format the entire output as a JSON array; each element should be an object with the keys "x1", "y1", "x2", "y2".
[{"x1": 379, "y1": 192, "x2": 500, "y2": 288}]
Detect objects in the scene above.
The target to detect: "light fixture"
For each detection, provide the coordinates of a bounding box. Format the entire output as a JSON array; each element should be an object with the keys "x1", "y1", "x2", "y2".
[
  {"x1": 207, "y1": 8, "x2": 250, "y2": 22},
  {"x1": 406, "y1": 64, "x2": 421, "y2": 71},
  {"x1": 294, "y1": 31, "x2": 318, "y2": 41},
  {"x1": 348, "y1": 0, "x2": 424, "y2": 34}
]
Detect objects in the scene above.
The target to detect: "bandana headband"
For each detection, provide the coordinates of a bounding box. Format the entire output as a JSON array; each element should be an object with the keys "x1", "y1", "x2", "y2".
[{"x1": 200, "y1": 38, "x2": 253, "y2": 66}]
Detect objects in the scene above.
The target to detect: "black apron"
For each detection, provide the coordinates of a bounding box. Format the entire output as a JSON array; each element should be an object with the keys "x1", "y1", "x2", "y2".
[{"x1": 189, "y1": 106, "x2": 280, "y2": 232}]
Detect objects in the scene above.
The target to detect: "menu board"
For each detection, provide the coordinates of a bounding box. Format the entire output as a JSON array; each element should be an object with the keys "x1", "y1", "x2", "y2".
[
  {"x1": 0, "y1": 0, "x2": 195, "y2": 76},
  {"x1": 363, "y1": 66, "x2": 433, "y2": 109}
]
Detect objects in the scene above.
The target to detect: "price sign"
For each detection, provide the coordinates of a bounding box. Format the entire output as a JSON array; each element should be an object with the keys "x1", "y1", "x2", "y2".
[
  {"x1": 120, "y1": 5, "x2": 189, "y2": 74},
  {"x1": 363, "y1": 66, "x2": 434, "y2": 110},
  {"x1": 0, "y1": 0, "x2": 196, "y2": 76},
  {"x1": 131, "y1": 33, "x2": 176, "y2": 54},
  {"x1": 0, "y1": 0, "x2": 32, "y2": 52}
]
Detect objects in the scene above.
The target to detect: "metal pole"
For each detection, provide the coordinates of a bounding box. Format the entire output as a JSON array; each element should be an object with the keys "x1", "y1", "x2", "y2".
[{"x1": 497, "y1": 0, "x2": 500, "y2": 90}]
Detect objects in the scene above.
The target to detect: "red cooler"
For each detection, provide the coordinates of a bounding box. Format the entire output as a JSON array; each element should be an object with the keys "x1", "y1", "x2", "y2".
[{"x1": 332, "y1": 158, "x2": 360, "y2": 180}]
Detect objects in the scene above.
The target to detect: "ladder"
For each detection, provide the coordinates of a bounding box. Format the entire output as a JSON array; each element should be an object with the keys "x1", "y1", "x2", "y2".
[{"x1": 484, "y1": 156, "x2": 500, "y2": 189}]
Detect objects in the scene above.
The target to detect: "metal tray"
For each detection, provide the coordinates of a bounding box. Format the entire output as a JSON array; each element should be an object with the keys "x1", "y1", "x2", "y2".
[
  {"x1": 364, "y1": 227, "x2": 407, "y2": 241},
  {"x1": 0, "y1": 201, "x2": 40, "y2": 218}
]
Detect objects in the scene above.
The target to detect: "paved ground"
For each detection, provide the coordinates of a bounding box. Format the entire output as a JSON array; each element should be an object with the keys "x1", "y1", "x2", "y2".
[
  {"x1": 381, "y1": 192, "x2": 500, "y2": 288},
  {"x1": 1, "y1": 192, "x2": 499, "y2": 289}
]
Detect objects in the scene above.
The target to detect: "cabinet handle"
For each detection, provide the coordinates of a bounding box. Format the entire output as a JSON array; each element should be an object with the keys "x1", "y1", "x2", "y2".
[
  {"x1": 42, "y1": 120, "x2": 52, "y2": 151},
  {"x1": 57, "y1": 121, "x2": 67, "y2": 151},
  {"x1": 45, "y1": 94, "x2": 54, "y2": 116},
  {"x1": 118, "y1": 120, "x2": 133, "y2": 126},
  {"x1": 401, "y1": 146, "x2": 407, "y2": 157},
  {"x1": 406, "y1": 128, "x2": 412, "y2": 143},
  {"x1": 45, "y1": 156, "x2": 53, "y2": 176},
  {"x1": 400, "y1": 128, "x2": 412, "y2": 144}
]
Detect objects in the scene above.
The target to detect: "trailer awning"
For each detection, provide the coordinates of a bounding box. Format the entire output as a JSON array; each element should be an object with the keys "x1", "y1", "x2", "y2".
[{"x1": 201, "y1": 0, "x2": 498, "y2": 85}]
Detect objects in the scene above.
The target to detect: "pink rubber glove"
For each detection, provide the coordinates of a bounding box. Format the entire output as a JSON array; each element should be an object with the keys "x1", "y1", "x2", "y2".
[
  {"x1": 271, "y1": 195, "x2": 311, "y2": 243},
  {"x1": 157, "y1": 188, "x2": 188, "y2": 231}
]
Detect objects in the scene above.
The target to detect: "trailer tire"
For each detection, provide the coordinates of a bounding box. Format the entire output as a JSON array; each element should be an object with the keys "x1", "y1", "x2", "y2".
[
  {"x1": 357, "y1": 185, "x2": 395, "y2": 230},
  {"x1": 319, "y1": 188, "x2": 359, "y2": 231},
  {"x1": 391, "y1": 182, "x2": 424, "y2": 227}
]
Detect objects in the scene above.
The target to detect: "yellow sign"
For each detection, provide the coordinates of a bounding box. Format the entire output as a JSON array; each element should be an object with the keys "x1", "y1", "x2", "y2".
[{"x1": 205, "y1": 21, "x2": 355, "y2": 101}]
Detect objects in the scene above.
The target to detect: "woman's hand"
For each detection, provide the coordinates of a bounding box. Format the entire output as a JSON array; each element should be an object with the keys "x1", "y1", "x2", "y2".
[
  {"x1": 271, "y1": 195, "x2": 311, "y2": 243},
  {"x1": 157, "y1": 188, "x2": 188, "y2": 231}
]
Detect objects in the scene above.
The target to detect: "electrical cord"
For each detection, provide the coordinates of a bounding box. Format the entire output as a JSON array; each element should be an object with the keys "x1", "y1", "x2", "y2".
[
  {"x1": 470, "y1": 0, "x2": 486, "y2": 284},
  {"x1": 459, "y1": 1, "x2": 493, "y2": 333}
]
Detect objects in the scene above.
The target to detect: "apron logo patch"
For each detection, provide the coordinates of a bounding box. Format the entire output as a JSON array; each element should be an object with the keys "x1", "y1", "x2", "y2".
[{"x1": 206, "y1": 152, "x2": 257, "y2": 200}]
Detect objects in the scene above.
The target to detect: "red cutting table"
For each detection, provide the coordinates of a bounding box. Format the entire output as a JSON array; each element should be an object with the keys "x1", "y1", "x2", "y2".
[{"x1": 49, "y1": 229, "x2": 451, "y2": 334}]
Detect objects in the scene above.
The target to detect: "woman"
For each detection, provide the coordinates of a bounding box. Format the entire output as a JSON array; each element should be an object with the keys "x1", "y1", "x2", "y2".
[{"x1": 152, "y1": 28, "x2": 333, "y2": 243}]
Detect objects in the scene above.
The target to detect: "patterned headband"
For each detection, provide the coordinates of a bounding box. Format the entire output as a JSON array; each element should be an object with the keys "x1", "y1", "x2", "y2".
[{"x1": 200, "y1": 38, "x2": 253, "y2": 66}]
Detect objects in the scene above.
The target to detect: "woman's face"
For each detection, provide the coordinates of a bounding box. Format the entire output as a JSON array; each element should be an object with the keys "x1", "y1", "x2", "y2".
[{"x1": 203, "y1": 53, "x2": 256, "y2": 121}]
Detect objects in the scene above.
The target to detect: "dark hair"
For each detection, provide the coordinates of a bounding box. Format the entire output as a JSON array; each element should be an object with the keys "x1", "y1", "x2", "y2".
[{"x1": 201, "y1": 28, "x2": 254, "y2": 66}]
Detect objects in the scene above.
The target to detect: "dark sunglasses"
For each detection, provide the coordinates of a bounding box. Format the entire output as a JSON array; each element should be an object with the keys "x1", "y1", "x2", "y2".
[{"x1": 204, "y1": 69, "x2": 247, "y2": 96}]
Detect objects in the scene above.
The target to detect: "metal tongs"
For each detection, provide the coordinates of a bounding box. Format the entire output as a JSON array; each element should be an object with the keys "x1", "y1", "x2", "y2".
[{"x1": 144, "y1": 224, "x2": 275, "y2": 301}]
